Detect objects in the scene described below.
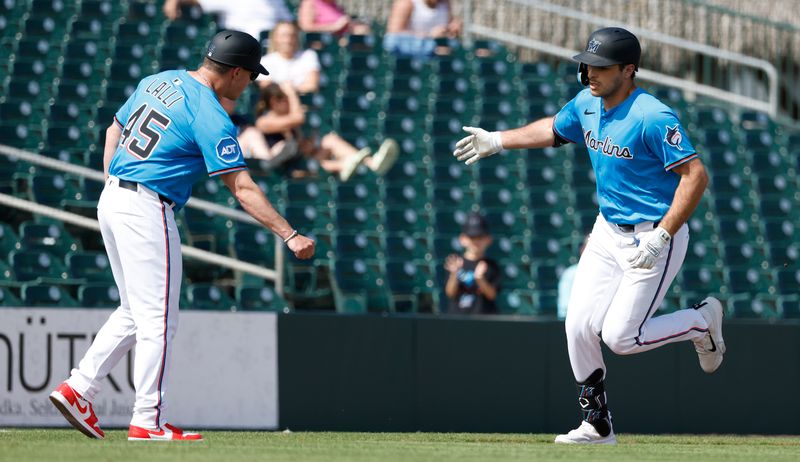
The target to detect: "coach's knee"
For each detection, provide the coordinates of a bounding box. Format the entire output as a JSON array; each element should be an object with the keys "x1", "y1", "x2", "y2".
[{"x1": 602, "y1": 328, "x2": 637, "y2": 355}]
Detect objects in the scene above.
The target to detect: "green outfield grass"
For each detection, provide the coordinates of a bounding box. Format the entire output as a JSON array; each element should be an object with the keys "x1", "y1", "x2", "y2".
[{"x1": 1, "y1": 430, "x2": 799, "y2": 462}]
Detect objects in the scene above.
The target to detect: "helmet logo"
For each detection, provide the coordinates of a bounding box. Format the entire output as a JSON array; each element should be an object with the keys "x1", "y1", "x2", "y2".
[
  {"x1": 207, "y1": 43, "x2": 216, "y2": 57},
  {"x1": 587, "y1": 39, "x2": 602, "y2": 54},
  {"x1": 665, "y1": 125, "x2": 683, "y2": 150}
]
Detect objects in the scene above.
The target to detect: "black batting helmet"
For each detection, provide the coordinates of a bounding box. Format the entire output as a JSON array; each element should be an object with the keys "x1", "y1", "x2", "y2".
[
  {"x1": 574, "y1": 27, "x2": 640, "y2": 86},
  {"x1": 206, "y1": 30, "x2": 269, "y2": 76}
]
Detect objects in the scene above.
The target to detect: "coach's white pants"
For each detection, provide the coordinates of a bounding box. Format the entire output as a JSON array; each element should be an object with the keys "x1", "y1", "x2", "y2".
[
  {"x1": 67, "y1": 176, "x2": 182, "y2": 429},
  {"x1": 565, "y1": 214, "x2": 709, "y2": 383}
]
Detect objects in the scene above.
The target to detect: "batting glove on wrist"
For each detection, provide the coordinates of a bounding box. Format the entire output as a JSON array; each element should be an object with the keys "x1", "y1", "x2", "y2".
[
  {"x1": 627, "y1": 226, "x2": 671, "y2": 270},
  {"x1": 453, "y1": 126, "x2": 502, "y2": 165}
]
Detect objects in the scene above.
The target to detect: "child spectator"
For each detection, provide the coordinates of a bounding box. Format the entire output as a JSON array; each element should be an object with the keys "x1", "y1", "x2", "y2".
[{"x1": 444, "y1": 212, "x2": 501, "y2": 314}]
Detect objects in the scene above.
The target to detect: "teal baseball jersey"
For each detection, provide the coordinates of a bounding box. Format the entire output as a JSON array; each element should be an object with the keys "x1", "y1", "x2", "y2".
[
  {"x1": 109, "y1": 70, "x2": 247, "y2": 210},
  {"x1": 553, "y1": 87, "x2": 697, "y2": 224}
]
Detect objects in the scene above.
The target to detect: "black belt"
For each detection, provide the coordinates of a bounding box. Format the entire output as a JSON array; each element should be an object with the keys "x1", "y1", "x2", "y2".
[
  {"x1": 118, "y1": 179, "x2": 174, "y2": 206},
  {"x1": 616, "y1": 221, "x2": 660, "y2": 233}
]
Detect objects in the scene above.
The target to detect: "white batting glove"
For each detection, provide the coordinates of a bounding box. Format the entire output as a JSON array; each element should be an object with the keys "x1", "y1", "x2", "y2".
[
  {"x1": 453, "y1": 126, "x2": 503, "y2": 165},
  {"x1": 627, "y1": 227, "x2": 671, "y2": 270}
]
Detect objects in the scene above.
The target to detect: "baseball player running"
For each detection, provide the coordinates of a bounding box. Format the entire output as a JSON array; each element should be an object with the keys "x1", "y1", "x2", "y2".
[
  {"x1": 49, "y1": 30, "x2": 315, "y2": 441},
  {"x1": 453, "y1": 27, "x2": 725, "y2": 445}
]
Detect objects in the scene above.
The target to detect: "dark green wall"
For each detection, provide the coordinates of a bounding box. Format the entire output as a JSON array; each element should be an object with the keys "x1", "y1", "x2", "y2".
[{"x1": 278, "y1": 314, "x2": 800, "y2": 434}]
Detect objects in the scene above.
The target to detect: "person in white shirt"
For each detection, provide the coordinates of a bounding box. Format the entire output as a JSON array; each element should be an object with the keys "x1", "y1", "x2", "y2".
[
  {"x1": 383, "y1": 0, "x2": 461, "y2": 58},
  {"x1": 257, "y1": 21, "x2": 320, "y2": 94},
  {"x1": 163, "y1": 0, "x2": 294, "y2": 40}
]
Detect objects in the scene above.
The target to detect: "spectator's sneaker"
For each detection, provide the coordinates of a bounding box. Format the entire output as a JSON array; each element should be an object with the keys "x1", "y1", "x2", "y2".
[
  {"x1": 369, "y1": 139, "x2": 399, "y2": 176},
  {"x1": 128, "y1": 423, "x2": 203, "y2": 441},
  {"x1": 49, "y1": 382, "x2": 105, "y2": 439},
  {"x1": 554, "y1": 420, "x2": 617, "y2": 445},
  {"x1": 692, "y1": 296, "x2": 726, "y2": 373},
  {"x1": 339, "y1": 148, "x2": 371, "y2": 182}
]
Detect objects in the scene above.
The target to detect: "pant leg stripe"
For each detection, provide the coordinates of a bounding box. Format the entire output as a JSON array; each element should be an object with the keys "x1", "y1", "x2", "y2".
[
  {"x1": 155, "y1": 203, "x2": 170, "y2": 428},
  {"x1": 638, "y1": 326, "x2": 708, "y2": 345},
  {"x1": 634, "y1": 240, "x2": 673, "y2": 346}
]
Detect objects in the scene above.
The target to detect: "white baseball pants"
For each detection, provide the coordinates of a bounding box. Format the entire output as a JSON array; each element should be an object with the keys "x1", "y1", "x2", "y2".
[
  {"x1": 67, "y1": 176, "x2": 182, "y2": 429},
  {"x1": 565, "y1": 214, "x2": 709, "y2": 382}
]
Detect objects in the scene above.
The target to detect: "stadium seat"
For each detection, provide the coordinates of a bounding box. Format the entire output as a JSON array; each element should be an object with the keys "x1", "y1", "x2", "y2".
[
  {"x1": 335, "y1": 232, "x2": 383, "y2": 259},
  {"x1": 385, "y1": 260, "x2": 436, "y2": 312},
  {"x1": 778, "y1": 295, "x2": 800, "y2": 319},
  {"x1": 0, "y1": 286, "x2": 22, "y2": 307},
  {"x1": 186, "y1": 283, "x2": 237, "y2": 311},
  {"x1": 10, "y1": 250, "x2": 69, "y2": 282},
  {"x1": 236, "y1": 285, "x2": 291, "y2": 313},
  {"x1": 66, "y1": 251, "x2": 113, "y2": 282},
  {"x1": 499, "y1": 260, "x2": 533, "y2": 289},
  {"x1": 78, "y1": 283, "x2": 120, "y2": 308},
  {"x1": 21, "y1": 283, "x2": 78, "y2": 307},
  {"x1": 0, "y1": 222, "x2": 20, "y2": 256},
  {"x1": 331, "y1": 257, "x2": 390, "y2": 313},
  {"x1": 335, "y1": 205, "x2": 381, "y2": 233},
  {"x1": 386, "y1": 234, "x2": 433, "y2": 262},
  {"x1": 496, "y1": 289, "x2": 536, "y2": 315},
  {"x1": 774, "y1": 268, "x2": 800, "y2": 295}
]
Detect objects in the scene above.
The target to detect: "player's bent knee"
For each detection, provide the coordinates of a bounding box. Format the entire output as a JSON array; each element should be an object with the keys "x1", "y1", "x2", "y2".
[{"x1": 602, "y1": 330, "x2": 637, "y2": 355}]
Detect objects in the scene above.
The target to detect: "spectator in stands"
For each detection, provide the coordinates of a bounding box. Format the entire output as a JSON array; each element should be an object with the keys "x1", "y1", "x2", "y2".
[
  {"x1": 383, "y1": 0, "x2": 462, "y2": 58},
  {"x1": 250, "y1": 82, "x2": 399, "y2": 181},
  {"x1": 163, "y1": 0, "x2": 293, "y2": 39},
  {"x1": 257, "y1": 21, "x2": 321, "y2": 94},
  {"x1": 219, "y1": 96, "x2": 277, "y2": 163},
  {"x1": 444, "y1": 212, "x2": 501, "y2": 314},
  {"x1": 297, "y1": 0, "x2": 372, "y2": 36},
  {"x1": 557, "y1": 234, "x2": 590, "y2": 320}
]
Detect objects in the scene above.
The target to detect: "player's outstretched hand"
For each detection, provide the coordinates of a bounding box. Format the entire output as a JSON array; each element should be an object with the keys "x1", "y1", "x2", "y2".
[
  {"x1": 627, "y1": 227, "x2": 671, "y2": 269},
  {"x1": 453, "y1": 126, "x2": 503, "y2": 165},
  {"x1": 288, "y1": 234, "x2": 315, "y2": 260}
]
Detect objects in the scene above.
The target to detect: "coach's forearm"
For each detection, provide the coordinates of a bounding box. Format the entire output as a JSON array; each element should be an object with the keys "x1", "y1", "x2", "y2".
[
  {"x1": 103, "y1": 124, "x2": 122, "y2": 179},
  {"x1": 226, "y1": 171, "x2": 295, "y2": 241},
  {"x1": 499, "y1": 117, "x2": 557, "y2": 150},
  {"x1": 660, "y1": 159, "x2": 709, "y2": 236}
]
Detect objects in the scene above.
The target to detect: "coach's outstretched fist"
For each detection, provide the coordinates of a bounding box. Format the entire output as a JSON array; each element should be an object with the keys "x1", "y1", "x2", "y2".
[
  {"x1": 287, "y1": 233, "x2": 315, "y2": 260},
  {"x1": 453, "y1": 126, "x2": 503, "y2": 165}
]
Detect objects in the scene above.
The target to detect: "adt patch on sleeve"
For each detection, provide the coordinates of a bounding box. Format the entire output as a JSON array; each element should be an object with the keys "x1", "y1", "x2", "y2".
[{"x1": 216, "y1": 136, "x2": 242, "y2": 163}]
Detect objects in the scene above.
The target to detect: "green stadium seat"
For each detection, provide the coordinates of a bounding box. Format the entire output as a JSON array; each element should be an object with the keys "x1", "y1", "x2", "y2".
[
  {"x1": 183, "y1": 208, "x2": 232, "y2": 254},
  {"x1": 727, "y1": 294, "x2": 778, "y2": 319},
  {"x1": 335, "y1": 231, "x2": 383, "y2": 259},
  {"x1": 491, "y1": 236, "x2": 529, "y2": 263},
  {"x1": 21, "y1": 16, "x2": 64, "y2": 39},
  {"x1": 77, "y1": 282, "x2": 120, "y2": 308},
  {"x1": 385, "y1": 260, "x2": 436, "y2": 312},
  {"x1": 706, "y1": 148, "x2": 743, "y2": 173},
  {"x1": 386, "y1": 234, "x2": 433, "y2": 262},
  {"x1": 13, "y1": 38, "x2": 53, "y2": 61},
  {"x1": 0, "y1": 286, "x2": 22, "y2": 306},
  {"x1": 384, "y1": 207, "x2": 431, "y2": 234},
  {"x1": 433, "y1": 209, "x2": 469, "y2": 235},
  {"x1": 236, "y1": 284, "x2": 291, "y2": 312},
  {"x1": 717, "y1": 216, "x2": 755, "y2": 243},
  {"x1": 432, "y1": 163, "x2": 472, "y2": 187},
  {"x1": 684, "y1": 239, "x2": 723, "y2": 266},
  {"x1": 528, "y1": 236, "x2": 570, "y2": 263},
  {"x1": 390, "y1": 74, "x2": 429, "y2": 96},
  {"x1": 679, "y1": 265, "x2": 725, "y2": 295},
  {"x1": 21, "y1": 283, "x2": 78, "y2": 307},
  {"x1": 335, "y1": 182, "x2": 379, "y2": 207},
  {"x1": 186, "y1": 283, "x2": 237, "y2": 311},
  {"x1": 725, "y1": 267, "x2": 773, "y2": 294},
  {"x1": 0, "y1": 222, "x2": 20, "y2": 255},
  {"x1": 10, "y1": 249, "x2": 69, "y2": 282},
  {"x1": 128, "y1": 0, "x2": 161, "y2": 21},
  {"x1": 385, "y1": 94, "x2": 427, "y2": 116},
  {"x1": 157, "y1": 44, "x2": 194, "y2": 71},
  {"x1": 756, "y1": 173, "x2": 795, "y2": 196},
  {"x1": 19, "y1": 221, "x2": 80, "y2": 255},
  {"x1": 115, "y1": 21, "x2": 156, "y2": 43},
  {"x1": 28, "y1": 172, "x2": 82, "y2": 206},
  {"x1": 778, "y1": 295, "x2": 800, "y2": 318},
  {"x1": 723, "y1": 243, "x2": 767, "y2": 268},
  {"x1": 433, "y1": 184, "x2": 474, "y2": 210},
  {"x1": 499, "y1": 260, "x2": 533, "y2": 289},
  {"x1": 433, "y1": 234, "x2": 463, "y2": 261},
  {"x1": 496, "y1": 289, "x2": 537, "y2": 315},
  {"x1": 479, "y1": 186, "x2": 525, "y2": 211},
  {"x1": 229, "y1": 226, "x2": 276, "y2": 268},
  {"x1": 534, "y1": 290, "x2": 559, "y2": 316},
  {"x1": 774, "y1": 268, "x2": 800, "y2": 295},
  {"x1": 331, "y1": 257, "x2": 391, "y2": 312},
  {"x1": 66, "y1": 251, "x2": 113, "y2": 282}
]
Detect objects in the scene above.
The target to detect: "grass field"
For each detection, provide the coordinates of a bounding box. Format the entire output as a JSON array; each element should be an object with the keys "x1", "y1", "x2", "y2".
[{"x1": 1, "y1": 430, "x2": 799, "y2": 462}]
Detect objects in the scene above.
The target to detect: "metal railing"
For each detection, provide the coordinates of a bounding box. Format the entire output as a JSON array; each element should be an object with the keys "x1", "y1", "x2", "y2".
[
  {"x1": 462, "y1": 0, "x2": 780, "y2": 117},
  {"x1": 0, "y1": 144, "x2": 285, "y2": 296}
]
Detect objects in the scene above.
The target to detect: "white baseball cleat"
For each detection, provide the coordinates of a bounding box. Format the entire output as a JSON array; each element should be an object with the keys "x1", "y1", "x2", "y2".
[
  {"x1": 692, "y1": 296, "x2": 726, "y2": 373},
  {"x1": 128, "y1": 423, "x2": 203, "y2": 441},
  {"x1": 554, "y1": 420, "x2": 617, "y2": 445}
]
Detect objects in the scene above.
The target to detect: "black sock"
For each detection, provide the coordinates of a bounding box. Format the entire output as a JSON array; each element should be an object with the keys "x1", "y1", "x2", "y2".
[{"x1": 577, "y1": 368, "x2": 612, "y2": 437}]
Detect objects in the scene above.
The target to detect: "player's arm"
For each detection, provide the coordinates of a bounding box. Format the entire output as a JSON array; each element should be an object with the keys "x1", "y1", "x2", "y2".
[
  {"x1": 220, "y1": 169, "x2": 315, "y2": 259},
  {"x1": 102, "y1": 123, "x2": 123, "y2": 180},
  {"x1": 453, "y1": 116, "x2": 557, "y2": 165},
  {"x1": 658, "y1": 158, "x2": 709, "y2": 235}
]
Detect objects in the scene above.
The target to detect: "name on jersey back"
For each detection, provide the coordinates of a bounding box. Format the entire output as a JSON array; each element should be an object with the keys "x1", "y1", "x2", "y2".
[{"x1": 144, "y1": 79, "x2": 185, "y2": 109}]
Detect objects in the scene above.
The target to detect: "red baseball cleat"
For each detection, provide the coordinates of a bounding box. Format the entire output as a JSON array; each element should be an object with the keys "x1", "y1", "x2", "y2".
[
  {"x1": 128, "y1": 423, "x2": 203, "y2": 441},
  {"x1": 49, "y1": 382, "x2": 105, "y2": 439}
]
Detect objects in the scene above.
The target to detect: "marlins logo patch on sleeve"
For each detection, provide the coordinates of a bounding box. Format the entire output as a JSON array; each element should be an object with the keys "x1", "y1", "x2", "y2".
[
  {"x1": 665, "y1": 125, "x2": 683, "y2": 150},
  {"x1": 216, "y1": 136, "x2": 242, "y2": 163}
]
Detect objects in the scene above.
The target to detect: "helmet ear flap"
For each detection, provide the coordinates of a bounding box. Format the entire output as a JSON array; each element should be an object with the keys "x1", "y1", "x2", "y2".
[{"x1": 578, "y1": 63, "x2": 589, "y2": 86}]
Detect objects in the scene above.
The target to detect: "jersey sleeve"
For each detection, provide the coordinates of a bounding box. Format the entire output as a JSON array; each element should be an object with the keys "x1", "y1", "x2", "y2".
[
  {"x1": 643, "y1": 111, "x2": 697, "y2": 171},
  {"x1": 191, "y1": 104, "x2": 248, "y2": 176},
  {"x1": 552, "y1": 95, "x2": 584, "y2": 144}
]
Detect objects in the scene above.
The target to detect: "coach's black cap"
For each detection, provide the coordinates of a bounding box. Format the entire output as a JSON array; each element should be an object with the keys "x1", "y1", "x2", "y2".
[
  {"x1": 462, "y1": 212, "x2": 490, "y2": 237},
  {"x1": 206, "y1": 30, "x2": 269, "y2": 76},
  {"x1": 573, "y1": 27, "x2": 641, "y2": 69}
]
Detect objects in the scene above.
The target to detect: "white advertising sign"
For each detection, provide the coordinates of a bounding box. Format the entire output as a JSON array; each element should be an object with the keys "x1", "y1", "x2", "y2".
[{"x1": 0, "y1": 308, "x2": 278, "y2": 429}]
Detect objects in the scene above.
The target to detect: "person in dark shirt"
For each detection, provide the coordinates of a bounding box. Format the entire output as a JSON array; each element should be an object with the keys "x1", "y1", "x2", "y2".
[{"x1": 444, "y1": 211, "x2": 501, "y2": 314}]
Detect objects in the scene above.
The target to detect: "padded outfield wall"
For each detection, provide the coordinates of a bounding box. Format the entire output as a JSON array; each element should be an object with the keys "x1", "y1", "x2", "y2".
[{"x1": 279, "y1": 313, "x2": 800, "y2": 435}]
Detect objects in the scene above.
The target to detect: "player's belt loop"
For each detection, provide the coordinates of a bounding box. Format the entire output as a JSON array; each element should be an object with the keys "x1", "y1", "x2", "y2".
[
  {"x1": 118, "y1": 179, "x2": 175, "y2": 207},
  {"x1": 616, "y1": 221, "x2": 660, "y2": 233}
]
